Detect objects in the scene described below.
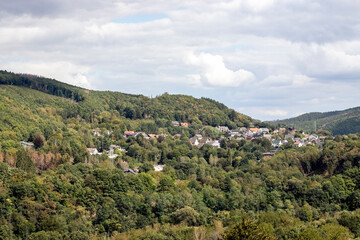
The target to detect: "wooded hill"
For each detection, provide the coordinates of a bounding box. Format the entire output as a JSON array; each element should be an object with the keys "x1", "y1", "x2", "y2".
[
  {"x1": 0, "y1": 70, "x2": 253, "y2": 134},
  {"x1": 269, "y1": 107, "x2": 360, "y2": 135}
]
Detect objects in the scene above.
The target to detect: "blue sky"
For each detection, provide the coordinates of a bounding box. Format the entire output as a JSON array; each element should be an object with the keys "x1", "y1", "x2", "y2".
[
  {"x1": 112, "y1": 14, "x2": 168, "y2": 23},
  {"x1": 1, "y1": 0, "x2": 360, "y2": 120}
]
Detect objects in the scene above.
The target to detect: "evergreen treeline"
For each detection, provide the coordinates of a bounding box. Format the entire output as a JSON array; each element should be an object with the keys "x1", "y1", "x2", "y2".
[{"x1": 0, "y1": 70, "x2": 85, "y2": 102}]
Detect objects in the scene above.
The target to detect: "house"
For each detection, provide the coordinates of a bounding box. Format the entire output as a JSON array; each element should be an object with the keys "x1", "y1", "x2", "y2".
[
  {"x1": 154, "y1": 165, "x2": 166, "y2": 171},
  {"x1": 135, "y1": 132, "x2": 149, "y2": 139},
  {"x1": 308, "y1": 134, "x2": 319, "y2": 141},
  {"x1": 124, "y1": 169, "x2": 137, "y2": 175},
  {"x1": 294, "y1": 142, "x2": 303, "y2": 147},
  {"x1": 190, "y1": 137, "x2": 199, "y2": 146},
  {"x1": 250, "y1": 128, "x2": 260, "y2": 133},
  {"x1": 195, "y1": 134, "x2": 203, "y2": 139},
  {"x1": 198, "y1": 137, "x2": 212, "y2": 147},
  {"x1": 272, "y1": 140, "x2": 282, "y2": 148},
  {"x1": 263, "y1": 152, "x2": 275, "y2": 159},
  {"x1": 229, "y1": 132, "x2": 242, "y2": 140},
  {"x1": 240, "y1": 127, "x2": 247, "y2": 133},
  {"x1": 244, "y1": 130, "x2": 254, "y2": 137},
  {"x1": 263, "y1": 134, "x2": 272, "y2": 140},
  {"x1": 172, "y1": 121, "x2": 180, "y2": 127},
  {"x1": 21, "y1": 141, "x2": 34, "y2": 148},
  {"x1": 124, "y1": 131, "x2": 135, "y2": 137},
  {"x1": 279, "y1": 128, "x2": 286, "y2": 133},
  {"x1": 259, "y1": 128, "x2": 270, "y2": 134},
  {"x1": 148, "y1": 134, "x2": 159, "y2": 138},
  {"x1": 210, "y1": 140, "x2": 221, "y2": 148},
  {"x1": 91, "y1": 129, "x2": 102, "y2": 137},
  {"x1": 88, "y1": 148, "x2": 99, "y2": 155},
  {"x1": 181, "y1": 122, "x2": 189, "y2": 127},
  {"x1": 216, "y1": 126, "x2": 230, "y2": 132},
  {"x1": 253, "y1": 132, "x2": 263, "y2": 138},
  {"x1": 108, "y1": 153, "x2": 118, "y2": 159},
  {"x1": 110, "y1": 145, "x2": 126, "y2": 153},
  {"x1": 284, "y1": 134, "x2": 294, "y2": 140}
]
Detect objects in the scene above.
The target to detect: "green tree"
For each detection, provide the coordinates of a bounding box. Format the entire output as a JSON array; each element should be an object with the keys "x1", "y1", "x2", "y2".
[{"x1": 223, "y1": 217, "x2": 276, "y2": 240}]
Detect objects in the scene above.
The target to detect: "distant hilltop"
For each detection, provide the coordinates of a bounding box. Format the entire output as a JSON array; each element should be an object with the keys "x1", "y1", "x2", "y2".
[{"x1": 269, "y1": 107, "x2": 360, "y2": 135}]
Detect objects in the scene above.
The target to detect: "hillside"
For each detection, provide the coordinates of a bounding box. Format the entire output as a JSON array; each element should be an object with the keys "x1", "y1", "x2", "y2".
[
  {"x1": 0, "y1": 70, "x2": 253, "y2": 131},
  {"x1": 269, "y1": 107, "x2": 360, "y2": 135}
]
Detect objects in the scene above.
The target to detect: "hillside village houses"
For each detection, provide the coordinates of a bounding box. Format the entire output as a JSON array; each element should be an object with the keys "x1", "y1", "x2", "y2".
[{"x1": 86, "y1": 123, "x2": 328, "y2": 162}]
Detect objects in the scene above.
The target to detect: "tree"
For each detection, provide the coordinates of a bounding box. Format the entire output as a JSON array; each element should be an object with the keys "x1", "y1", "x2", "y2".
[
  {"x1": 33, "y1": 134, "x2": 45, "y2": 149},
  {"x1": 223, "y1": 217, "x2": 276, "y2": 240},
  {"x1": 16, "y1": 149, "x2": 35, "y2": 173},
  {"x1": 170, "y1": 206, "x2": 201, "y2": 226}
]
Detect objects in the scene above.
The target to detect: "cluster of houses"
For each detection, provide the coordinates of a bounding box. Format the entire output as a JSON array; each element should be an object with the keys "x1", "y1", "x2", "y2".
[
  {"x1": 214, "y1": 126, "x2": 325, "y2": 148},
  {"x1": 85, "y1": 125, "x2": 327, "y2": 164},
  {"x1": 172, "y1": 121, "x2": 189, "y2": 127},
  {"x1": 87, "y1": 144, "x2": 126, "y2": 159},
  {"x1": 189, "y1": 134, "x2": 221, "y2": 148}
]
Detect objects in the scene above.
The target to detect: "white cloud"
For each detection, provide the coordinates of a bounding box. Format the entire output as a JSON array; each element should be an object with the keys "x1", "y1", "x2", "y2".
[
  {"x1": 261, "y1": 74, "x2": 313, "y2": 87},
  {"x1": 296, "y1": 42, "x2": 360, "y2": 79},
  {"x1": 184, "y1": 52, "x2": 255, "y2": 87}
]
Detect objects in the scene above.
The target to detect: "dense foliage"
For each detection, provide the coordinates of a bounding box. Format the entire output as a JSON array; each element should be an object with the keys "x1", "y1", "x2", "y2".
[
  {"x1": 0, "y1": 133, "x2": 360, "y2": 239},
  {"x1": 270, "y1": 107, "x2": 360, "y2": 135}
]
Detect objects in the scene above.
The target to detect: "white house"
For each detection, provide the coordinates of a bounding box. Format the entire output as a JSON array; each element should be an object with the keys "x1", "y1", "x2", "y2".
[
  {"x1": 154, "y1": 165, "x2": 166, "y2": 171},
  {"x1": 88, "y1": 148, "x2": 99, "y2": 155}
]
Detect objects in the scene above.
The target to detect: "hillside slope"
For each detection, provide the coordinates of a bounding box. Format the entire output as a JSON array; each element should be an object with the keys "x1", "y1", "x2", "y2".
[
  {"x1": 269, "y1": 107, "x2": 360, "y2": 135},
  {"x1": 0, "y1": 71, "x2": 255, "y2": 140}
]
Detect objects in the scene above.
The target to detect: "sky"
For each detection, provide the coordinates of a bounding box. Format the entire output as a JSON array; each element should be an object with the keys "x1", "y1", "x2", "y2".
[{"x1": 1, "y1": 0, "x2": 360, "y2": 121}]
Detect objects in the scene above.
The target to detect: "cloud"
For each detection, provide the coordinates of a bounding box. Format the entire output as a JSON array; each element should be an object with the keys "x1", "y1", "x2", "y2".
[
  {"x1": 184, "y1": 52, "x2": 255, "y2": 87},
  {"x1": 296, "y1": 43, "x2": 360, "y2": 80},
  {"x1": 261, "y1": 74, "x2": 313, "y2": 87}
]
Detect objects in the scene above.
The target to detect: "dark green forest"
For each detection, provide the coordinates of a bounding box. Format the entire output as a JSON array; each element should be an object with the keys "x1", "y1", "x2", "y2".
[{"x1": 1, "y1": 71, "x2": 360, "y2": 239}]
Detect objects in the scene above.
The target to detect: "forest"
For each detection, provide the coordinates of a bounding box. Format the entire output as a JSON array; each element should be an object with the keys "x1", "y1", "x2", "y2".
[{"x1": 1, "y1": 72, "x2": 360, "y2": 239}]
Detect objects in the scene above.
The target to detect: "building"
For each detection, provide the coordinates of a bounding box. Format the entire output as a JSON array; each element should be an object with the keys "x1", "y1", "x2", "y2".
[
  {"x1": 181, "y1": 122, "x2": 189, "y2": 127},
  {"x1": 190, "y1": 137, "x2": 199, "y2": 146},
  {"x1": 88, "y1": 148, "x2": 99, "y2": 155},
  {"x1": 216, "y1": 126, "x2": 230, "y2": 132},
  {"x1": 154, "y1": 165, "x2": 166, "y2": 171},
  {"x1": 21, "y1": 141, "x2": 34, "y2": 148},
  {"x1": 172, "y1": 121, "x2": 180, "y2": 127},
  {"x1": 250, "y1": 128, "x2": 260, "y2": 133},
  {"x1": 124, "y1": 131, "x2": 135, "y2": 137},
  {"x1": 284, "y1": 134, "x2": 294, "y2": 140},
  {"x1": 263, "y1": 152, "x2": 275, "y2": 159},
  {"x1": 259, "y1": 128, "x2": 270, "y2": 133},
  {"x1": 198, "y1": 137, "x2": 212, "y2": 147}
]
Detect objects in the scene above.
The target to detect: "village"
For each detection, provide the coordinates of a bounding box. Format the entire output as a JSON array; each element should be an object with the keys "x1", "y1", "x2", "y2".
[
  {"x1": 57, "y1": 120, "x2": 326, "y2": 172},
  {"x1": 18, "y1": 120, "x2": 328, "y2": 176}
]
